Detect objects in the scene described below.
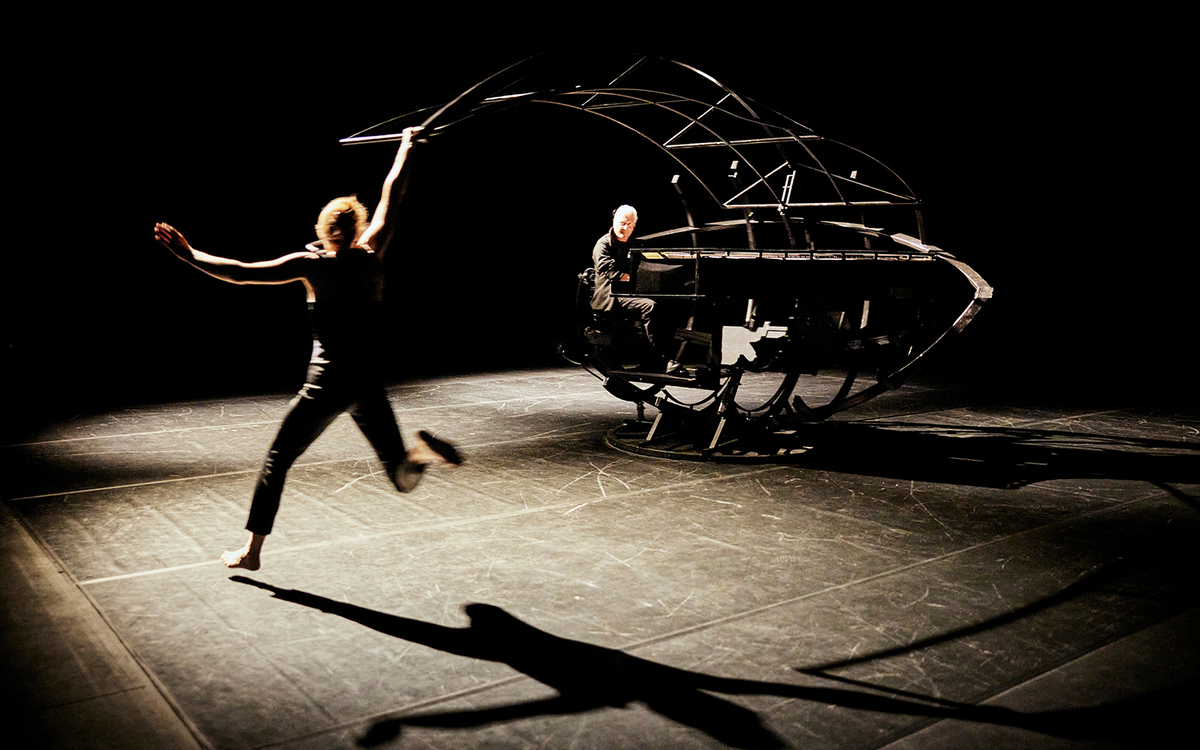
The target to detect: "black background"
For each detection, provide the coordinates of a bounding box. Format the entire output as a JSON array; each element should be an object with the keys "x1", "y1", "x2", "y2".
[{"x1": 9, "y1": 13, "x2": 1189, "y2": 425}]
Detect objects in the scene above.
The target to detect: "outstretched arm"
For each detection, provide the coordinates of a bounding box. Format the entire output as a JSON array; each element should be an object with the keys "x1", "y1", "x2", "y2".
[
  {"x1": 354, "y1": 125, "x2": 423, "y2": 257},
  {"x1": 154, "y1": 222, "x2": 314, "y2": 286}
]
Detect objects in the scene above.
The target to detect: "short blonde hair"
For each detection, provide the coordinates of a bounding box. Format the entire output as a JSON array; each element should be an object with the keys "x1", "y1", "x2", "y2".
[{"x1": 315, "y1": 196, "x2": 369, "y2": 246}]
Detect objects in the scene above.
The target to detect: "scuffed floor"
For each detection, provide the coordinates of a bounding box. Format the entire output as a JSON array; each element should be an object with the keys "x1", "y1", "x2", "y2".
[{"x1": 5, "y1": 366, "x2": 1199, "y2": 749}]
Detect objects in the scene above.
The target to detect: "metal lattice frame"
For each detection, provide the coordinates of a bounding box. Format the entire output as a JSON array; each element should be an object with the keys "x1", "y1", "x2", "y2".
[
  {"x1": 343, "y1": 54, "x2": 918, "y2": 229},
  {"x1": 345, "y1": 53, "x2": 992, "y2": 459}
]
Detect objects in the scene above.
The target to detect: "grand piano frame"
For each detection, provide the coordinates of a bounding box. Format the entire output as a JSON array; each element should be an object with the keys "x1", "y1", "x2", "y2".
[{"x1": 344, "y1": 53, "x2": 993, "y2": 460}]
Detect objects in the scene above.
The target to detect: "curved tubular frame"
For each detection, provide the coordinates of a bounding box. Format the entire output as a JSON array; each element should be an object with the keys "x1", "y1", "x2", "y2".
[
  {"x1": 343, "y1": 53, "x2": 920, "y2": 225},
  {"x1": 345, "y1": 53, "x2": 991, "y2": 458}
]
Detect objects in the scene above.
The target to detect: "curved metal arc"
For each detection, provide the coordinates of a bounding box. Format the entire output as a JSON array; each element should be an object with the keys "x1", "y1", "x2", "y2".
[
  {"x1": 749, "y1": 100, "x2": 920, "y2": 204},
  {"x1": 379, "y1": 53, "x2": 740, "y2": 137},
  {"x1": 547, "y1": 88, "x2": 792, "y2": 209},
  {"x1": 560, "y1": 88, "x2": 914, "y2": 209},
  {"x1": 557, "y1": 86, "x2": 803, "y2": 137},
  {"x1": 662, "y1": 76, "x2": 841, "y2": 214},
  {"x1": 415, "y1": 91, "x2": 552, "y2": 138},
  {"x1": 342, "y1": 81, "x2": 763, "y2": 149},
  {"x1": 571, "y1": 90, "x2": 846, "y2": 210},
  {"x1": 600, "y1": 373, "x2": 664, "y2": 406},
  {"x1": 530, "y1": 91, "x2": 790, "y2": 210},
  {"x1": 417, "y1": 53, "x2": 553, "y2": 131},
  {"x1": 762, "y1": 123, "x2": 847, "y2": 207},
  {"x1": 794, "y1": 253, "x2": 992, "y2": 421},
  {"x1": 653, "y1": 90, "x2": 846, "y2": 206},
  {"x1": 342, "y1": 88, "x2": 568, "y2": 145},
  {"x1": 832, "y1": 139, "x2": 918, "y2": 199},
  {"x1": 578, "y1": 54, "x2": 651, "y2": 109},
  {"x1": 341, "y1": 104, "x2": 442, "y2": 144},
  {"x1": 345, "y1": 65, "x2": 812, "y2": 208},
  {"x1": 529, "y1": 98, "x2": 724, "y2": 207},
  {"x1": 343, "y1": 53, "x2": 580, "y2": 143},
  {"x1": 662, "y1": 92, "x2": 737, "y2": 149},
  {"x1": 724, "y1": 162, "x2": 795, "y2": 209},
  {"x1": 825, "y1": 173, "x2": 920, "y2": 205},
  {"x1": 570, "y1": 54, "x2": 767, "y2": 123},
  {"x1": 659, "y1": 385, "x2": 723, "y2": 411},
  {"x1": 662, "y1": 57, "x2": 765, "y2": 121},
  {"x1": 341, "y1": 55, "x2": 915, "y2": 213},
  {"x1": 732, "y1": 371, "x2": 802, "y2": 419}
]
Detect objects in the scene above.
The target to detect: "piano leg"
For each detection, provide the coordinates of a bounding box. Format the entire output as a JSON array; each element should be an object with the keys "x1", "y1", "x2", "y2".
[{"x1": 645, "y1": 409, "x2": 666, "y2": 443}]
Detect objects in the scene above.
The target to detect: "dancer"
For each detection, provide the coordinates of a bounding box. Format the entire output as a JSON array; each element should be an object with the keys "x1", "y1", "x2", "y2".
[{"x1": 154, "y1": 126, "x2": 460, "y2": 571}]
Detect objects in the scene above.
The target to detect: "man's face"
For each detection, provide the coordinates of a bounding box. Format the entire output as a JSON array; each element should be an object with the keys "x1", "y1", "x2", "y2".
[{"x1": 612, "y1": 208, "x2": 637, "y2": 243}]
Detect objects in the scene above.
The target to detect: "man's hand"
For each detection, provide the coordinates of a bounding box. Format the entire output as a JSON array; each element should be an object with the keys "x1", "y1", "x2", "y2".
[{"x1": 154, "y1": 222, "x2": 195, "y2": 262}]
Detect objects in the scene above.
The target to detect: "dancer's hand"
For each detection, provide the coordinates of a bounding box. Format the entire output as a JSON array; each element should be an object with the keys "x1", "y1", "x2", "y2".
[
  {"x1": 154, "y1": 222, "x2": 195, "y2": 262},
  {"x1": 355, "y1": 126, "x2": 425, "y2": 255},
  {"x1": 354, "y1": 221, "x2": 381, "y2": 253},
  {"x1": 401, "y1": 125, "x2": 424, "y2": 145}
]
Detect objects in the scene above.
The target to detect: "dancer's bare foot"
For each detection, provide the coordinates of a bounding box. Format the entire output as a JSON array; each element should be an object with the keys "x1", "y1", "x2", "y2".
[
  {"x1": 411, "y1": 431, "x2": 464, "y2": 466},
  {"x1": 392, "y1": 431, "x2": 462, "y2": 493},
  {"x1": 222, "y1": 533, "x2": 264, "y2": 570}
]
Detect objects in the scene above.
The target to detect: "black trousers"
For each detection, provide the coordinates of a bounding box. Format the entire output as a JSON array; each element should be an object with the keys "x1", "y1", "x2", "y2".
[
  {"x1": 613, "y1": 296, "x2": 659, "y2": 347},
  {"x1": 246, "y1": 339, "x2": 406, "y2": 535}
]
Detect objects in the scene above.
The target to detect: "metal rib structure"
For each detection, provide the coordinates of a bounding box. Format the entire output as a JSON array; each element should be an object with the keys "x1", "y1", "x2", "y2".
[
  {"x1": 345, "y1": 53, "x2": 993, "y2": 460},
  {"x1": 345, "y1": 54, "x2": 918, "y2": 219}
]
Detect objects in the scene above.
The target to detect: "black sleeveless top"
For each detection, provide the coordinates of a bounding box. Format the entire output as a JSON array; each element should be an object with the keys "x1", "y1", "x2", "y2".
[{"x1": 307, "y1": 247, "x2": 385, "y2": 361}]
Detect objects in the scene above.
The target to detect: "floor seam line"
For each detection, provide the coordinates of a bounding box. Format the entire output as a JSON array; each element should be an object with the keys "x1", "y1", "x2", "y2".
[
  {"x1": 76, "y1": 466, "x2": 790, "y2": 585},
  {"x1": 4, "y1": 426, "x2": 613, "y2": 502},
  {"x1": 246, "y1": 494, "x2": 1160, "y2": 746}
]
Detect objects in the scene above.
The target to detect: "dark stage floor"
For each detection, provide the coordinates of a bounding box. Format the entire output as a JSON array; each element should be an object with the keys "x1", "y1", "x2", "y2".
[{"x1": 4, "y1": 366, "x2": 1199, "y2": 750}]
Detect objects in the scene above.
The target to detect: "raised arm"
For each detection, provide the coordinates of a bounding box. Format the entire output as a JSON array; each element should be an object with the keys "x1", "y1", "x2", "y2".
[
  {"x1": 154, "y1": 222, "x2": 315, "y2": 286},
  {"x1": 354, "y1": 126, "x2": 423, "y2": 257}
]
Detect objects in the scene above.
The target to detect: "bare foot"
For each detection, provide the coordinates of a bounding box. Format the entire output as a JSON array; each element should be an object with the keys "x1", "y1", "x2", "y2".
[
  {"x1": 221, "y1": 546, "x2": 260, "y2": 570},
  {"x1": 391, "y1": 431, "x2": 462, "y2": 493},
  {"x1": 410, "y1": 430, "x2": 463, "y2": 466},
  {"x1": 221, "y1": 533, "x2": 264, "y2": 570}
]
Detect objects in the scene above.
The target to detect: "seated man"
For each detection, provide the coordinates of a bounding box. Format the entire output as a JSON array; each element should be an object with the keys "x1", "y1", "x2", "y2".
[{"x1": 590, "y1": 204, "x2": 670, "y2": 368}]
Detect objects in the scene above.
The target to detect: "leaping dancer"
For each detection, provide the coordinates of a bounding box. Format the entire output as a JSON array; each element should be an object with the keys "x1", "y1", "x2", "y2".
[{"x1": 155, "y1": 126, "x2": 461, "y2": 571}]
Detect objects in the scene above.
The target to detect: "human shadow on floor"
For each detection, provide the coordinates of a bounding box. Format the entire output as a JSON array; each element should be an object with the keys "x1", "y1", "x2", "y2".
[
  {"x1": 790, "y1": 555, "x2": 1199, "y2": 746},
  {"x1": 797, "y1": 666, "x2": 1199, "y2": 747},
  {"x1": 801, "y1": 555, "x2": 1197, "y2": 672},
  {"x1": 230, "y1": 576, "x2": 1149, "y2": 748}
]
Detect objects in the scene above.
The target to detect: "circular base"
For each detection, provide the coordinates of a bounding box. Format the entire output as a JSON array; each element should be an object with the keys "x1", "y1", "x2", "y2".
[{"x1": 606, "y1": 419, "x2": 817, "y2": 462}]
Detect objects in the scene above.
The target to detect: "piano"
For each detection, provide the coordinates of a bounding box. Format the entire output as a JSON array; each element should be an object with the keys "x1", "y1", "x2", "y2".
[{"x1": 611, "y1": 243, "x2": 987, "y2": 373}]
